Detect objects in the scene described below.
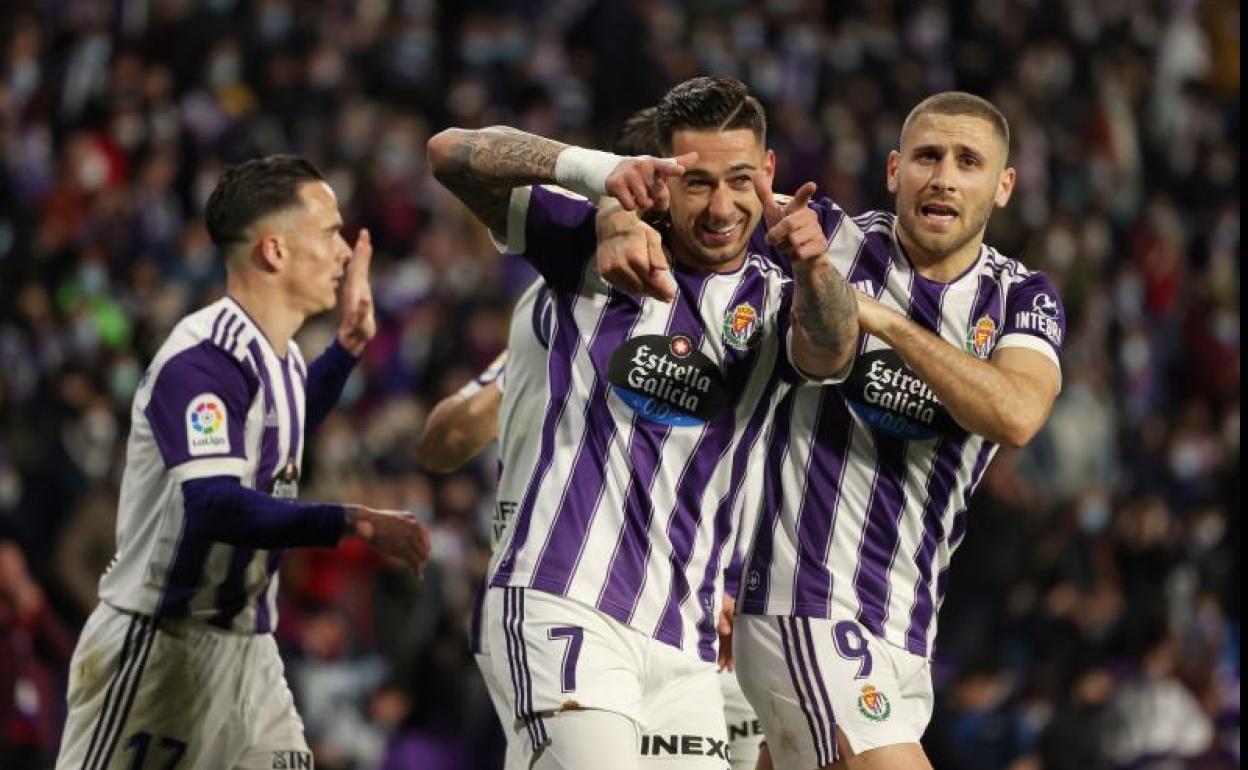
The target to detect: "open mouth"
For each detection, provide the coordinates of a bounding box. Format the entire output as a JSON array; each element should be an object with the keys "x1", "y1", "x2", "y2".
[
  {"x1": 698, "y1": 220, "x2": 743, "y2": 245},
  {"x1": 919, "y1": 202, "x2": 959, "y2": 228}
]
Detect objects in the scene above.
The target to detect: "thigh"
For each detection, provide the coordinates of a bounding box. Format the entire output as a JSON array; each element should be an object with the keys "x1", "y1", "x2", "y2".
[
  {"x1": 234, "y1": 637, "x2": 312, "y2": 770},
  {"x1": 57, "y1": 608, "x2": 245, "y2": 770},
  {"x1": 734, "y1": 614, "x2": 836, "y2": 770},
  {"x1": 485, "y1": 588, "x2": 645, "y2": 753},
  {"x1": 639, "y1": 648, "x2": 731, "y2": 769},
  {"x1": 531, "y1": 708, "x2": 641, "y2": 770},
  {"x1": 719, "y1": 669, "x2": 764, "y2": 770}
]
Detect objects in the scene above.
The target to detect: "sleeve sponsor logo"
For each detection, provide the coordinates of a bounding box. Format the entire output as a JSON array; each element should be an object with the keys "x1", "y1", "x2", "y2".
[
  {"x1": 186, "y1": 393, "x2": 230, "y2": 456},
  {"x1": 1008, "y1": 291, "x2": 1064, "y2": 347},
  {"x1": 609, "y1": 335, "x2": 729, "y2": 427},
  {"x1": 722, "y1": 302, "x2": 760, "y2": 351},
  {"x1": 1033, "y1": 293, "x2": 1059, "y2": 318},
  {"x1": 843, "y1": 350, "x2": 962, "y2": 441}
]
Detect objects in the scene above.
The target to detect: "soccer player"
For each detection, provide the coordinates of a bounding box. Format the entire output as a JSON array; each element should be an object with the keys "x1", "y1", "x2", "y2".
[
  {"x1": 729, "y1": 93, "x2": 1066, "y2": 770},
  {"x1": 55, "y1": 156, "x2": 433, "y2": 770},
  {"x1": 426, "y1": 76, "x2": 857, "y2": 770}
]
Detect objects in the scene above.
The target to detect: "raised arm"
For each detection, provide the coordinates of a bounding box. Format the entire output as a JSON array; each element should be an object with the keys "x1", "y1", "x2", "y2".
[
  {"x1": 426, "y1": 126, "x2": 695, "y2": 240},
  {"x1": 415, "y1": 351, "x2": 507, "y2": 473},
  {"x1": 755, "y1": 176, "x2": 859, "y2": 377}
]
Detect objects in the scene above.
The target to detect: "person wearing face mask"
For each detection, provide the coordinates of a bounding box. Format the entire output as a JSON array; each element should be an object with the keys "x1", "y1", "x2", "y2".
[{"x1": 54, "y1": 155, "x2": 433, "y2": 770}]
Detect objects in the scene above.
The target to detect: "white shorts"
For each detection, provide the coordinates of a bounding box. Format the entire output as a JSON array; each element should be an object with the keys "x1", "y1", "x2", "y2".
[
  {"x1": 734, "y1": 614, "x2": 933, "y2": 769},
  {"x1": 485, "y1": 587, "x2": 730, "y2": 769},
  {"x1": 719, "y1": 669, "x2": 763, "y2": 770},
  {"x1": 56, "y1": 602, "x2": 311, "y2": 770}
]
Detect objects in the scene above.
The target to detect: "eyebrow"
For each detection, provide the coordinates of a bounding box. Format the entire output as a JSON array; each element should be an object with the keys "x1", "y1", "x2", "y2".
[
  {"x1": 912, "y1": 143, "x2": 988, "y2": 161},
  {"x1": 685, "y1": 163, "x2": 757, "y2": 178}
]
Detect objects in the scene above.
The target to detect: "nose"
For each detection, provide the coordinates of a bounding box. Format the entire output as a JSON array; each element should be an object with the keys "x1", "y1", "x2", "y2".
[
  {"x1": 708, "y1": 183, "x2": 735, "y2": 221},
  {"x1": 929, "y1": 156, "x2": 957, "y2": 194}
]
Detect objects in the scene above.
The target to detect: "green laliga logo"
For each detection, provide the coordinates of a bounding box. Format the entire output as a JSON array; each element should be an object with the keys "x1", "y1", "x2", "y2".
[{"x1": 856, "y1": 684, "x2": 892, "y2": 722}]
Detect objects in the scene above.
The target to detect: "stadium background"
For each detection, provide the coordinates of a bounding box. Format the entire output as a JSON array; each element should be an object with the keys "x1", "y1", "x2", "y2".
[{"x1": 0, "y1": 1, "x2": 1238, "y2": 768}]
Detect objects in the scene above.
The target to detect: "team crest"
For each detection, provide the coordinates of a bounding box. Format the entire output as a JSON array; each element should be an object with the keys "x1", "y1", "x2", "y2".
[
  {"x1": 856, "y1": 684, "x2": 892, "y2": 722},
  {"x1": 722, "y1": 303, "x2": 759, "y2": 351},
  {"x1": 965, "y1": 316, "x2": 996, "y2": 359}
]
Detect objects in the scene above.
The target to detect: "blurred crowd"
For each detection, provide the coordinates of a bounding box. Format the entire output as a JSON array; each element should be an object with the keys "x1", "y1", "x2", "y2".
[{"x1": 0, "y1": 1, "x2": 1239, "y2": 768}]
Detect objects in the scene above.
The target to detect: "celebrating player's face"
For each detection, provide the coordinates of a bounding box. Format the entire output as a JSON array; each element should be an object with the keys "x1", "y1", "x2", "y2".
[
  {"x1": 888, "y1": 113, "x2": 1015, "y2": 267},
  {"x1": 665, "y1": 128, "x2": 774, "y2": 272},
  {"x1": 277, "y1": 181, "x2": 352, "y2": 314}
]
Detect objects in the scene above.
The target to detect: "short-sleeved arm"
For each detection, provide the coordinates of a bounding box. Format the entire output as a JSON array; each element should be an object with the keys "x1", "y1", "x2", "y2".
[
  {"x1": 997, "y1": 272, "x2": 1065, "y2": 378},
  {"x1": 144, "y1": 342, "x2": 257, "y2": 482},
  {"x1": 774, "y1": 278, "x2": 858, "y2": 386},
  {"x1": 496, "y1": 185, "x2": 598, "y2": 293}
]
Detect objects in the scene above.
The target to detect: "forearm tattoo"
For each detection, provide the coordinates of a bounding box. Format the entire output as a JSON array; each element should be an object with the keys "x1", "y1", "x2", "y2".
[
  {"x1": 432, "y1": 127, "x2": 566, "y2": 236},
  {"x1": 794, "y1": 259, "x2": 858, "y2": 359}
]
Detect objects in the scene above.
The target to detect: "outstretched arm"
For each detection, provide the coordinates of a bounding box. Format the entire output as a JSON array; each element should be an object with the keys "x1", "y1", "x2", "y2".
[
  {"x1": 427, "y1": 126, "x2": 695, "y2": 240},
  {"x1": 416, "y1": 352, "x2": 507, "y2": 473}
]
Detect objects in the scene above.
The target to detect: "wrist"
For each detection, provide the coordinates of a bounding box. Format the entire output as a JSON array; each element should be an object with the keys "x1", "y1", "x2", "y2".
[
  {"x1": 556, "y1": 147, "x2": 624, "y2": 199},
  {"x1": 336, "y1": 329, "x2": 367, "y2": 357}
]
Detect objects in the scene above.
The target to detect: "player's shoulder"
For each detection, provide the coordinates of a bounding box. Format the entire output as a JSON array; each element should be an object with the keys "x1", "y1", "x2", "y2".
[
  {"x1": 978, "y1": 245, "x2": 1057, "y2": 292},
  {"x1": 146, "y1": 299, "x2": 262, "y2": 392}
]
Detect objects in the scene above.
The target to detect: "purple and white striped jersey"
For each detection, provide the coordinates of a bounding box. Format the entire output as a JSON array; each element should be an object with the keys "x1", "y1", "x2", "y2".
[
  {"x1": 98, "y1": 297, "x2": 308, "y2": 634},
  {"x1": 487, "y1": 185, "x2": 811, "y2": 663},
  {"x1": 739, "y1": 211, "x2": 1065, "y2": 658}
]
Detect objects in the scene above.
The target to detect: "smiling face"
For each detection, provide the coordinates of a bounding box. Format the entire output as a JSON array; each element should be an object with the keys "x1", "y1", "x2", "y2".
[
  {"x1": 888, "y1": 112, "x2": 1015, "y2": 269},
  {"x1": 267, "y1": 181, "x2": 351, "y2": 314},
  {"x1": 665, "y1": 128, "x2": 774, "y2": 273}
]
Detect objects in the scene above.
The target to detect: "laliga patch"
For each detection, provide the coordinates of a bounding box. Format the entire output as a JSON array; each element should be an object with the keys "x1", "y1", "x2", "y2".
[
  {"x1": 856, "y1": 684, "x2": 892, "y2": 722},
  {"x1": 185, "y1": 393, "x2": 230, "y2": 456},
  {"x1": 609, "y1": 335, "x2": 728, "y2": 427},
  {"x1": 721, "y1": 302, "x2": 760, "y2": 351},
  {"x1": 843, "y1": 350, "x2": 961, "y2": 441},
  {"x1": 965, "y1": 316, "x2": 997, "y2": 359}
]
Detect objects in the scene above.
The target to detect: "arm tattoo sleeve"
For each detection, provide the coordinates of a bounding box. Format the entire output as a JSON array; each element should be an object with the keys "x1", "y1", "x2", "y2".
[
  {"x1": 431, "y1": 127, "x2": 567, "y2": 236},
  {"x1": 794, "y1": 258, "x2": 859, "y2": 360}
]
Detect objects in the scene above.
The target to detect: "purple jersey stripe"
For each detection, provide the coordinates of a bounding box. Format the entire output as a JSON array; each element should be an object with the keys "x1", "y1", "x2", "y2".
[
  {"x1": 492, "y1": 291, "x2": 582, "y2": 584},
  {"x1": 247, "y1": 340, "x2": 282, "y2": 494},
  {"x1": 948, "y1": 443, "x2": 995, "y2": 550},
  {"x1": 790, "y1": 388, "x2": 855, "y2": 615},
  {"x1": 786, "y1": 617, "x2": 835, "y2": 765},
  {"x1": 468, "y1": 578, "x2": 486, "y2": 655},
  {"x1": 655, "y1": 270, "x2": 767, "y2": 648},
  {"x1": 280, "y1": 356, "x2": 302, "y2": 464},
  {"x1": 155, "y1": 528, "x2": 212, "y2": 618},
  {"x1": 254, "y1": 549, "x2": 282, "y2": 633},
  {"x1": 739, "y1": 392, "x2": 797, "y2": 614},
  {"x1": 208, "y1": 546, "x2": 255, "y2": 629},
  {"x1": 208, "y1": 309, "x2": 228, "y2": 346},
  {"x1": 693, "y1": 375, "x2": 782, "y2": 659},
  {"x1": 529, "y1": 291, "x2": 638, "y2": 594},
  {"x1": 902, "y1": 436, "x2": 968, "y2": 655},
  {"x1": 851, "y1": 435, "x2": 908, "y2": 638},
  {"x1": 597, "y1": 276, "x2": 710, "y2": 621}
]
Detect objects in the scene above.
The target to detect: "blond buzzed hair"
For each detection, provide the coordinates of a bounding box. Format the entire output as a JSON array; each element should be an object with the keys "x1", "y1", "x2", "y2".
[{"x1": 901, "y1": 92, "x2": 1010, "y2": 156}]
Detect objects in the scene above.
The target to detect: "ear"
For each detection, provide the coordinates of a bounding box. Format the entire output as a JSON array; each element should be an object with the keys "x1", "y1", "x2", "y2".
[
  {"x1": 764, "y1": 149, "x2": 776, "y2": 184},
  {"x1": 256, "y1": 234, "x2": 285, "y2": 273},
  {"x1": 994, "y1": 166, "x2": 1017, "y2": 208},
  {"x1": 886, "y1": 150, "x2": 901, "y2": 194}
]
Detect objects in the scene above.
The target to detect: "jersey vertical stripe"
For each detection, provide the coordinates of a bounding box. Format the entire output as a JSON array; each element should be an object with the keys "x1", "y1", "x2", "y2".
[
  {"x1": 739, "y1": 212, "x2": 1066, "y2": 657},
  {"x1": 490, "y1": 186, "x2": 806, "y2": 662}
]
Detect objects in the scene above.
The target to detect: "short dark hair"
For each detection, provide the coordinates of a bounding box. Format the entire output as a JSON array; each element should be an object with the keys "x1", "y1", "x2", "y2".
[
  {"x1": 901, "y1": 92, "x2": 1011, "y2": 156},
  {"x1": 655, "y1": 76, "x2": 766, "y2": 154},
  {"x1": 612, "y1": 107, "x2": 659, "y2": 156},
  {"x1": 204, "y1": 154, "x2": 325, "y2": 250}
]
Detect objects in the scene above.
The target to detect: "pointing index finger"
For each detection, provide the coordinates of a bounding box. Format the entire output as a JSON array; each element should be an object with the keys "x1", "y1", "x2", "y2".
[
  {"x1": 784, "y1": 182, "x2": 818, "y2": 217},
  {"x1": 656, "y1": 152, "x2": 699, "y2": 178},
  {"x1": 752, "y1": 172, "x2": 783, "y2": 229}
]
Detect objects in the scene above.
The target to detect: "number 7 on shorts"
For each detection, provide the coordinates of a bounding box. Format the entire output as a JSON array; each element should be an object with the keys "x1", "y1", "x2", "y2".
[{"x1": 547, "y1": 627, "x2": 584, "y2": 692}]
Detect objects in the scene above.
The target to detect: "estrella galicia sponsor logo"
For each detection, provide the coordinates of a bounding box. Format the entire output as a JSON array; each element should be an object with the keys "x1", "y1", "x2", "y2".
[
  {"x1": 641, "y1": 734, "x2": 732, "y2": 760},
  {"x1": 856, "y1": 684, "x2": 892, "y2": 722},
  {"x1": 1012, "y1": 292, "x2": 1063, "y2": 346},
  {"x1": 186, "y1": 393, "x2": 230, "y2": 456},
  {"x1": 844, "y1": 350, "x2": 960, "y2": 441},
  {"x1": 609, "y1": 335, "x2": 728, "y2": 427},
  {"x1": 271, "y1": 751, "x2": 312, "y2": 769},
  {"x1": 965, "y1": 316, "x2": 997, "y2": 359},
  {"x1": 722, "y1": 302, "x2": 760, "y2": 351}
]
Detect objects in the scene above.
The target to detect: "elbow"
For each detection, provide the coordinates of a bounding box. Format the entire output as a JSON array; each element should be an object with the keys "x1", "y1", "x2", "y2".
[
  {"x1": 995, "y1": 416, "x2": 1044, "y2": 450},
  {"x1": 427, "y1": 129, "x2": 469, "y2": 180},
  {"x1": 415, "y1": 434, "x2": 468, "y2": 474}
]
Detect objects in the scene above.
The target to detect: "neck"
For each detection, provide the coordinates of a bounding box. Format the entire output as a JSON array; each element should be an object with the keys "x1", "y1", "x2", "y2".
[
  {"x1": 226, "y1": 273, "x2": 302, "y2": 357},
  {"x1": 897, "y1": 226, "x2": 984, "y2": 283}
]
